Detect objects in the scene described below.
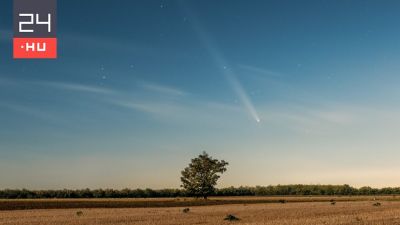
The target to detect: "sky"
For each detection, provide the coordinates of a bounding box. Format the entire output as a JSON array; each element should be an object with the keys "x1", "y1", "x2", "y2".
[{"x1": 1, "y1": 0, "x2": 400, "y2": 189}]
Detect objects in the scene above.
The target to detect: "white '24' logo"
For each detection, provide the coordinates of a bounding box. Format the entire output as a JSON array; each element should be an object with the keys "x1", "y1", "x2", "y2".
[{"x1": 19, "y1": 13, "x2": 51, "y2": 33}]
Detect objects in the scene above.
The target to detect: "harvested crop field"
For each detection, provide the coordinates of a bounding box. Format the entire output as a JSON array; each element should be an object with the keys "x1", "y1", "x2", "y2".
[
  {"x1": 1, "y1": 197, "x2": 400, "y2": 224},
  {"x1": 1, "y1": 196, "x2": 399, "y2": 210}
]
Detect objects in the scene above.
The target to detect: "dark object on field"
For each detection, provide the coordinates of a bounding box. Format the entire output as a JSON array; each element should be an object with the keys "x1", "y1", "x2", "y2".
[
  {"x1": 76, "y1": 211, "x2": 83, "y2": 216},
  {"x1": 182, "y1": 208, "x2": 190, "y2": 213},
  {"x1": 224, "y1": 214, "x2": 240, "y2": 221},
  {"x1": 331, "y1": 201, "x2": 336, "y2": 205},
  {"x1": 278, "y1": 199, "x2": 286, "y2": 204},
  {"x1": 373, "y1": 202, "x2": 381, "y2": 206}
]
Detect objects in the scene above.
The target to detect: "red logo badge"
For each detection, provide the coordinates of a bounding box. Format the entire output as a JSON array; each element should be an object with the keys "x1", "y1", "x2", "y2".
[{"x1": 13, "y1": 38, "x2": 57, "y2": 59}]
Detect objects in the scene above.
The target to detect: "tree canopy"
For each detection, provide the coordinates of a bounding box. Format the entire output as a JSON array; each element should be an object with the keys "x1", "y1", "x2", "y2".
[{"x1": 181, "y1": 152, "x2": 228, "y2": 199}]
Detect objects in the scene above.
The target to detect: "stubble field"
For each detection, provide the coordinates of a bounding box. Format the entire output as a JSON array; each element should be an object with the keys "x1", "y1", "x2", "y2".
[{"x1": 1, "y1": 196, "x2": 400, "y2": 225}]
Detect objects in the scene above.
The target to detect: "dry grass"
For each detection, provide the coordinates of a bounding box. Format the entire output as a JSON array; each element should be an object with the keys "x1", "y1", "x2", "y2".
[{"x1": 1, "y1": 199, "x2": 400, "y2": 224}]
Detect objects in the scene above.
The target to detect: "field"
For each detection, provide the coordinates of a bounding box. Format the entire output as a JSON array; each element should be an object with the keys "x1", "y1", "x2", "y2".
[{"x1": 1, "y1": 196, "x2": 400, "y2": 224}]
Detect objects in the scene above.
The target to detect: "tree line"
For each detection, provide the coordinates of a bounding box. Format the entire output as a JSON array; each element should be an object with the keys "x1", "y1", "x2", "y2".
[
  {"x1": 2, "y1": 153, "x2": 397, "y2": 199},
  {"x1": 1, "y1": 185, "x2": 400, "y2": 199}
]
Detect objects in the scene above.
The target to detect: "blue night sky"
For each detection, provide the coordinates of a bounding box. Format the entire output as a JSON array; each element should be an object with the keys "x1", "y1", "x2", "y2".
[{"x1": 1, "y1": 0, "x2": 400, "y2": 189}]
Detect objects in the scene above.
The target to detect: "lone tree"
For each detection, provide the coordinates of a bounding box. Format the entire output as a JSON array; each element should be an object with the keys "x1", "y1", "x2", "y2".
[{"x1": 181, "y1": 152, "x2": 228, "y2": 199}]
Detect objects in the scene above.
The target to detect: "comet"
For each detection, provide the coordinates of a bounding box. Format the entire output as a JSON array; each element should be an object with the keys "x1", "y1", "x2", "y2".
[{"x1": 180, "y1": 3, "x2": 261, "y2": 123}]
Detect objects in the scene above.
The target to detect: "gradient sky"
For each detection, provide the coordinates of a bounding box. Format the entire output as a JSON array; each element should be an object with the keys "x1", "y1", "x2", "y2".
[{"x1": 1, "y1": 0, "x2": 400, "y2": 189}]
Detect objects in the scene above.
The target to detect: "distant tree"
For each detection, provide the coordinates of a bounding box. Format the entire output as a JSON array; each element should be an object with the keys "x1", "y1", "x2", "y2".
[{"x1": 180, "y1": 152, "x2": 228, "y2": 199}]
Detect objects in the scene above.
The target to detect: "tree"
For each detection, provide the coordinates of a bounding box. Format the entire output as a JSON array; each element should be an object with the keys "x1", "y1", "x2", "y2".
[{"x1": 180, "y1": 152, "x2": 228, "y2": 199}]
